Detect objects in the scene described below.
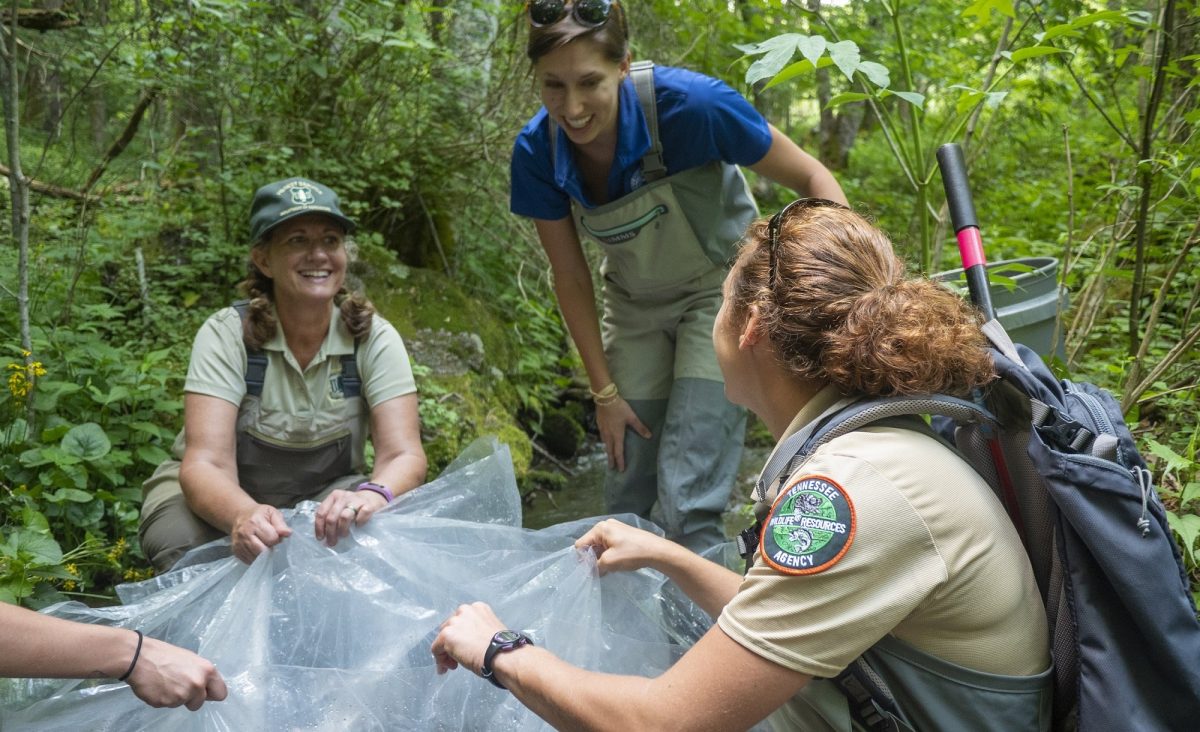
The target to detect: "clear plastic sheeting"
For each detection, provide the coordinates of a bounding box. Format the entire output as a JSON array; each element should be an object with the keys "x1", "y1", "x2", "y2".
[{"x1": 0, "y1": 438, "x2": 735, "y2": 731}]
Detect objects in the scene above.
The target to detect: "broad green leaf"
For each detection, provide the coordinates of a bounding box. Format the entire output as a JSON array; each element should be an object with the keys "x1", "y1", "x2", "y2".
[
  {"x1": 826, "y1": 92, "x2": 870, "y2": 109},
  {"x1": 1073, "y1": 10, "x2": 1140, "y2": 28},
  {"x1": 15, "y1": 530, "x2": 64, "y2": 566},
  {"x1": 888, "y1": 91, "x2": 925, "y2": 108},
  {"x1": 857, "y1": 61, "x2": 890, "y2": 89},
  {"x1": 956, "y1": 90, "x2": 986, "y2": 115},
  {"x1": 963, "y1": 0, "x2": 1015, "y2": 23},
  {"x1": 827, "y1": 41, "x2": 861, "y2": 81},
  {"x1": 796, "y1": 35, "x2": 827, "y2": 67},
  {"x1": 1037, "y1": 25, "x2": 1081, "y2": 43},
  {"x1": 764, "y1": 59, "x2": 814, "y2": 90},
  {"x1": 1167, "y1": 511, "x2": 1200, "y2": 566},
  {"x1": 1, "y1": 418, "x2": 29, "y2": 447},
  {"x1": 136, "y1": 444, "x2": 170, "y2": 466},
  {"x1": 1146, "y1": 438, "x2": 1192, "y2": 474},
  {"x1": 743, "y1": 34, "x2": 804, "y2": 86},
  {"x1": 61, "y1": 423, "x2": 111, "y2": 461},
  {"x1": 1010, "y1": 46, "x2": 1070, "y2": 63},
  {"x1": 48, "y1": 487, "x2": 93, "y2": 503},
  {"x1": 1180, "y1": 482, "x2": 1200, "y2": 509}
]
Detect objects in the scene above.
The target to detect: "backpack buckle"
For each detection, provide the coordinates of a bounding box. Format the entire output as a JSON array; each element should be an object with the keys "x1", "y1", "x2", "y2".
[{"x1": 1035, "y1": 411, "x2": 1095, "y2": 452}]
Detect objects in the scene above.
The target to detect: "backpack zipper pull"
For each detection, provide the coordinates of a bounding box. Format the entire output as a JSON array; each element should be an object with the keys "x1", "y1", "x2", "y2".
[{"x1": 1134, "y1": 466, "x2": 1154, "y2": 537}]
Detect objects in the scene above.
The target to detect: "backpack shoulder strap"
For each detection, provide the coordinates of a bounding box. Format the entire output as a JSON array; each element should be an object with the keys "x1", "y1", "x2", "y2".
[
  {"x1": 629, "y1": 60, "x2": 667, "y2": 182},
  {"x1": 232, "y1": 300, "x2": 268, "y2": 398}
]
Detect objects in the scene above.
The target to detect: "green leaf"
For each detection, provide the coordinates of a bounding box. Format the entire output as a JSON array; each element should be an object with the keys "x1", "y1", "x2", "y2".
[
  {"x1": 48, "y1": 487, "x2": 93, "y2": 503},
  {"x1": 1145, "y1": 438, "x2": 1192, "y2": 474},
  {"x1": 827, "y1": 41, "x2": 861, "y2": 81},
  {"x1": 61, "y1": 423, "x2": 111, "y2": 461},
  {"x1": 1167, "y1": 511, "x2": 1200, "y2": 566},
  {"x1": 14, "y1": 530, "x2": 64, "y2": 566},
  {"x1": 857, "y1": 61, "x2": 890, "y2": 89},
  {"x1": 963, "y1": 0, "x2": 1015, "y2": 23},
  {"x1": 1010, "y1": 46, "x2": 1071, "y2": 63},
  {"x1": 826, "y1": 92, "x2": 870, "y2": 109},
  {"x1": 796, "y1": 35, "x2": 826, "y2": 67},
  {"x1": 743, "y1": 33, "x2": 804, "y2": 86},
  {"x1": 763, "y1": 59, "x2": 814, "y2": 90},
  {"x1": 887, "y1": 90, "x2": 926, "y2": 108},
  {"x1": 1180, "y1": 482, "x2": 1200, "y2": 509},
  {"x1": 136, "y1": 444, "x2": 170, "y2": 466}
]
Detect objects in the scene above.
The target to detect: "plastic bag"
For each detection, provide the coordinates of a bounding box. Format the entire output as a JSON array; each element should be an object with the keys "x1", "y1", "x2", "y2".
[{"x1": 0, "y1": 438, "x2": 721, "y2": 730}]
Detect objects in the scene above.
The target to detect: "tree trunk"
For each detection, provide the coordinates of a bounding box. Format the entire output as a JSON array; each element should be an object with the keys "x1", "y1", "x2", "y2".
[{"x1": 1, "y1": 0, "x2": 36, "y2": 429}]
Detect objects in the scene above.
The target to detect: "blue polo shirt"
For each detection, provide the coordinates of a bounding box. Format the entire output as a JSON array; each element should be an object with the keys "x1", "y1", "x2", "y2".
[{"x1": 510, "y1": 65, "x2": 773, "y2": 221}]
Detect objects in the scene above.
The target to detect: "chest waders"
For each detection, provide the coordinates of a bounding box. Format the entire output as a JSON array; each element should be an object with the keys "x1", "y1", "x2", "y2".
[
  {"x1": 137, "y1": 304, "x2": 370, "y2": 571},
  {"x1": 743, "y1": 416, "x2": 1052, "y2": 732},
  {"x1": 559, "y1": 61, "x2": 754, "y2": 551},
  {"x1": 234, "y1": 301, "x2": 369, "y2": 507}
]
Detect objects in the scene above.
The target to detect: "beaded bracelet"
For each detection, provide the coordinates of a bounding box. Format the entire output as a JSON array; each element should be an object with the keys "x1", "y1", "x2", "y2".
[
  {"x1": 118, "y1": 629, "x2": 144, "y2": 682},
  {"x1": 356, "y1": 481, "x2": 394, "y2": 503}
]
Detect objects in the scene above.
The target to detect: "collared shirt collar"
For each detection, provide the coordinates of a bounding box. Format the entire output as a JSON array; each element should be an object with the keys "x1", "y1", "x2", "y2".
[
  {"x1": 768, "y1": 383, "x2": 847, "y2": 462},
  {"x1": 261, "y1": 302, "x2": 354, "y2": 363},
  {"x1": 551, "y1": 77, "x2": 651, "y2": 198}
]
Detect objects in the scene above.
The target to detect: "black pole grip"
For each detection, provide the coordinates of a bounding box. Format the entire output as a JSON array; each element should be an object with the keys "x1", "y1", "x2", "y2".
[{"x1": 936, "y1": 143, "x2": 978, "y2": 233}]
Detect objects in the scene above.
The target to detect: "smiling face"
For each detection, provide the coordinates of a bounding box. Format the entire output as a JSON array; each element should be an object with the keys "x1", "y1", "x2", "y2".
[
  {"x1": 535, "y1": 39, "x2": 628, "y2": 153},
  {"x1": 251, "y1": 213, "x2": 347, "y2": 309}
]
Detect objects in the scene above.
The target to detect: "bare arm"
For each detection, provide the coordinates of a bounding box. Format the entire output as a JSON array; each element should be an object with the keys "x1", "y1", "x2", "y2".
[
  {"x1": 433, "y1": 603, "x2": 809, "y2": 732},
  {"x1": 179, "y1": 392, "x2": 291, "y2": 563},
  {"x1": 576, "y1": 519, "x2": 743, "y2": 617},
  {"x1": 314, "y1": 393, "x2": 427, "y2": 545},
  {"x1": 0, "y1": 603, "x2": 228, "y2": 710},
  {"x1": 749, "y1": 124, "x2": 848, "y2": 205},
  {"x1": 533, "y1": 217, "x2": 650, "y2": 471}
]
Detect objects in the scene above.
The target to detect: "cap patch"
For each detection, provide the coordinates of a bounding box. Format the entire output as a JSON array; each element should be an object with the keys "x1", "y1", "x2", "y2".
[
  {"x1": 760, "y1": 474, "x2": 855, "y2": 575},
  {"x1": 280, "y1": 180, "x2": 320, "y2": 207}
]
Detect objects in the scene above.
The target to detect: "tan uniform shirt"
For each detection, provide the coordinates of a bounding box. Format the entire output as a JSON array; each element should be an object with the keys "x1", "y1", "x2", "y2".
[{"x1": 718, "y1": 385, "x2": 1050, "y2": 730}]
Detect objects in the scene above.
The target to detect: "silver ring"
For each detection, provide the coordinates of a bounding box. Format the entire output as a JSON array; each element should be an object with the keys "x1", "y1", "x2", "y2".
[{"x1": 345, "y1": 505, "x2": 360, "y2": 516}]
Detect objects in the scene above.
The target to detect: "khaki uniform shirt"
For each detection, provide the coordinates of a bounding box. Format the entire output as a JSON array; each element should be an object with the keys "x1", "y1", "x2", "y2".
[{"x1": 718, "y1": 385, "x2": 1050, "y2": 730}]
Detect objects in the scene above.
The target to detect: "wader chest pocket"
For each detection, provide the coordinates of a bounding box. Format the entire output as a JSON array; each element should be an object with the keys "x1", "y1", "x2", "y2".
[{"x1": 236, "y1": 428, "x2": 353, "y2": 507}]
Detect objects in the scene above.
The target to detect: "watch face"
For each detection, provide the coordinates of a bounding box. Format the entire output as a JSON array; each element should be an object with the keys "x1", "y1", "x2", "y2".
[{"x1": 495, "y1": 630, "x2": 523, "y2": 644}]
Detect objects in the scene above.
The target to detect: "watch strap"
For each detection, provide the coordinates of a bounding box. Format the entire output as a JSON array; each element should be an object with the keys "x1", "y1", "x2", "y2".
[
  {"x1": 481, "y1": 631, "x2": 532, "y2": 690},
  {"x1": 355, "y1": 481, "x2": 394, "y2": 503}
]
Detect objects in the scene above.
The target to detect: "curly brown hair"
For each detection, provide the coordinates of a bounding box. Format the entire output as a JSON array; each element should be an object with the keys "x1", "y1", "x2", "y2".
[
  {"x1": 726, "y1": 203, "x2": 995, "y2": 398},
  {"x1": 237, "y1": 234, "x2": 375, "y2": 350},
  {"x1": 526, "y1": 1, "x2": 629, "y2": 64}
]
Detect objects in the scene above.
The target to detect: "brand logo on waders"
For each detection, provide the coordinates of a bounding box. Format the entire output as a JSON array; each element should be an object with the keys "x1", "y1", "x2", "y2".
[
  {"x1": 761, "y1": 475, "x2": 855, "y2": 575},
  {"x1": 329, "y1": 366, "x2": 346, "y2": 400},
  {"x1": 580, "y1": 204, "x2": 669, "y2": 245}
]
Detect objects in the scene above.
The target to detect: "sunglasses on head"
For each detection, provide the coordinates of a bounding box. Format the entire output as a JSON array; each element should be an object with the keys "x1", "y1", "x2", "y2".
[
  {"x1": 766, "y1": 198, "x2": 849, "y2": 291},
  {"x1": 527, "y1": 0, "x2": 616, "y2": 28}
]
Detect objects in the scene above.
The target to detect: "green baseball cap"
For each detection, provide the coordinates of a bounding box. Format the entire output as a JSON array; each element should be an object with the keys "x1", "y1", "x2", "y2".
[{"x1": 248, "y1": 177, "x2": 357, "y2": 243}]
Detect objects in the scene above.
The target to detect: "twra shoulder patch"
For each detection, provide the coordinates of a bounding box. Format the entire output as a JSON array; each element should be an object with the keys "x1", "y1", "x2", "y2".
[{"x1": 760, "y1": 474, "x2": 856, "y2": 575}]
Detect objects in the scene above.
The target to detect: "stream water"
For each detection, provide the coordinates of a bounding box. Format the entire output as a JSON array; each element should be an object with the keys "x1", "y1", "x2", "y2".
[{"x1": 521, "y1": 439, "x2": 773, "y2": 540}]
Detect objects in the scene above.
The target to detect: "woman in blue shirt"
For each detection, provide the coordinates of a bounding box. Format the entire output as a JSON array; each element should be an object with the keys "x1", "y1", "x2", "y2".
[{"x1": 511, "y1": 0, "x2": 845, "y2": 551}]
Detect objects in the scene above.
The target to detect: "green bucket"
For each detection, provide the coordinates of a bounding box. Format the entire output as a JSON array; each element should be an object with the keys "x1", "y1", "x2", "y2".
[{"x1": 934, "y1": 256, "x2": 1068, "y2": 360}]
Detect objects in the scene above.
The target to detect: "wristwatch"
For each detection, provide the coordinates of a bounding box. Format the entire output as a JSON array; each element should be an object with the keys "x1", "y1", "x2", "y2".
[{"x1": 481, "y1": 630, "x2": 533, "y2": 690}]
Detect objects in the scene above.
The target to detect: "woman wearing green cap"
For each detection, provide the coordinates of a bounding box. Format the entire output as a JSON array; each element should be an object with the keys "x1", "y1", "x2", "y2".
[
  {"x1": 510, "y1": 0, "x2": 846, "y2": 551},
  {"x1": 138, "y1": 178, "x2": 427, "y2": 570}
]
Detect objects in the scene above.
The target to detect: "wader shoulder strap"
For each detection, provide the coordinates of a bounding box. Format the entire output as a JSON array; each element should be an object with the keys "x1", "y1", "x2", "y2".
[
  {"x1": 233, "y1": 300, "x2": 269, "y2": 397},
  {"x1": 629, "y1": 60, "x2": 666, "y2": 182},
  {"x1": 230, "y1": 300, "x2": 361, "y2": 398}
]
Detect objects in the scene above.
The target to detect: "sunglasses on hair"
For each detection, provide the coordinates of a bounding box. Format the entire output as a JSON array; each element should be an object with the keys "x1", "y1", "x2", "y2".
[
  {"x1": 766, "y1": 198, "x2": 848, "y2": 291},
  {"x1": 527, "y1": 0, "x2": 616, "y2": 28}
]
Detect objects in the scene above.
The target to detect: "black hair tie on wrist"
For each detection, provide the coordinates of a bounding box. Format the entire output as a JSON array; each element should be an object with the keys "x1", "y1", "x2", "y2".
[{"x1": 118, "y1": 630, "x2": 144, "y2": 682}]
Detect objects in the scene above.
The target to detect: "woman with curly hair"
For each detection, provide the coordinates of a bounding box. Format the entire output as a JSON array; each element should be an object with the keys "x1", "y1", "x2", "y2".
[
  {"x1": 139, "y1": 178, "x2": 426, "y2": 570},
  {"x1": 433, "y1": 201, "x2": 1051, "y2": 731}
]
